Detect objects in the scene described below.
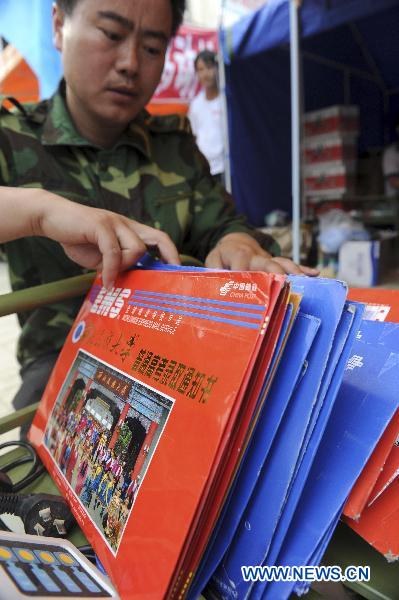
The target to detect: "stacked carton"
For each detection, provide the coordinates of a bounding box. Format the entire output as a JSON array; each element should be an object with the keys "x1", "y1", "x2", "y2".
[{"x1": 303, "y1": 105, "x2": 359, "y2": 215}]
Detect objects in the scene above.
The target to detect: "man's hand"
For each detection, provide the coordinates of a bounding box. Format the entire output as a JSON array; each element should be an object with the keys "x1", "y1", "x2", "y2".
[
  {"x1": 40, "y1": 196, "x2": 180, "y2": 287},
  {"x1": 1, "y1": 187, "x2": 180, "y2": 286},
  {"x1": 38, "y1": 196, "x2": 180, "y2": 288},
  {"x1": 205, "y1": 232, "x2": 319, "y2": 276}
]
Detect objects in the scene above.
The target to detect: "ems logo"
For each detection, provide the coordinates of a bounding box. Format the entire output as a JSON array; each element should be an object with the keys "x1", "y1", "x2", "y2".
[
  {"x1": 72, "y1": 321, "x2": 86, "y2": 344},
  {"x1": 90, "y1": 287, "x2": 131, "y2": 318},
  {"x1": 346, "y1": 354, "x2": 364, "y2": 371}
]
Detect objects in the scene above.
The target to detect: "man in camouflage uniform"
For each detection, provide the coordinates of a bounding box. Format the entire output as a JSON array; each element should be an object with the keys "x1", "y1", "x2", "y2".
[{"x1": 0, "y1": 0, "x2": 316, "y2": 434}]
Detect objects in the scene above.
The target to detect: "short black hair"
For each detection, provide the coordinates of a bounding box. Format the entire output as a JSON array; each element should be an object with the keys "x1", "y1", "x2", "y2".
[
  {"x1": 56, "y1": 0, "x2": 185, "y2": 37},
  {"x1": 194, "y1": 50, "x2": 218, "y2": 70}
]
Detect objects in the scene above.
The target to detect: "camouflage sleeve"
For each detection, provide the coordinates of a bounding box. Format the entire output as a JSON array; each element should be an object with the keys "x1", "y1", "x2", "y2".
[
  {"x1": 0, "y1": 109, "x2": 37, "y2": 276},
  {"x1": 0, "y1": 102, "x2": 17, "y2": 185},
  {"x1": 0, "y1": 142, "x2": 9, "y2": 184},
  {"x1": 180, "y1": 136, "x2": 280, "y2": 261},
  {"x1": 0, "y1": 113, "x2": 13, "y2": 252}
]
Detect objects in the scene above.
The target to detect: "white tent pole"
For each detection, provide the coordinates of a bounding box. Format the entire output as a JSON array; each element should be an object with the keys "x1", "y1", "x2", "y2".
[
  {"x1": 290, "y1": 0, "x2": 301, "y2": 263},
  {"x1": 218, "y1": 38, "x2": 232, "y2": 192},
  {"x1": 218, "y1": 2, "x2": 232, "y2": 193}
]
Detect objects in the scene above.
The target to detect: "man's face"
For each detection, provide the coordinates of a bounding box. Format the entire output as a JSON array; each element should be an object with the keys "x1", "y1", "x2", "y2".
[
  {"x1": 53, "y1": 0, "x2": 172, "y2": 134},
  {"x1": 195, "y1": 58, "x2": 218, "y2": 92}
]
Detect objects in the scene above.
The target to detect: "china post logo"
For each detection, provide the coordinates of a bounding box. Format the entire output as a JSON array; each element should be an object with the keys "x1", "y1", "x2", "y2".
[
  {"x1": 219, "y1": 280, "x2": 258, "y2": 297},
  {"x1": 219, "y1": 281, "x2": 235, "y2": 296},
  {"x1": 90, "y1": 287, "x2": 131, "y2": 318}
]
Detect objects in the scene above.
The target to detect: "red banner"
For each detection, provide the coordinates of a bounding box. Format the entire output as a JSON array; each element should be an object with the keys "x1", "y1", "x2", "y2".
[{"x1": 151, "y1": 25, "x2": 218, "y2": 109}]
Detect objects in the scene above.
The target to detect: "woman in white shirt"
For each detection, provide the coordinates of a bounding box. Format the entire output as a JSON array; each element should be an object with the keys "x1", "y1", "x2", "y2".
[{"x1": 188, "y1": 50, "x2": 225, "y2": 182}]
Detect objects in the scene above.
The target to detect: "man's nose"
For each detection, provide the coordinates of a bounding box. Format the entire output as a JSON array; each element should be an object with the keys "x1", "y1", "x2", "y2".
[{"x1": 116, "y1": 40, "x2": 139, "y2": 78}]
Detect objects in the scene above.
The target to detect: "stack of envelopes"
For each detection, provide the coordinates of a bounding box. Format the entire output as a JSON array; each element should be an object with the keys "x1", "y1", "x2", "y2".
[
  {"x1": 193, "y1": 281, "x2": 399, "y2": 600},
  {"x1": 342, "y1": 289, "x2": 399, "y2": 564},
  {"x1": 28, "y1": 264, "x2": 399, "y2": 600}
]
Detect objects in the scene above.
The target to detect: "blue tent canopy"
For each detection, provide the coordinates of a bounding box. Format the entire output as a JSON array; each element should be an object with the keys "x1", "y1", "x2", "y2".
[
  {"x1": 222, "y1": 0, "x2": 399, "y2": 226},
  {"x1": 0, "y1": 0, "x2": 62, "y2": 98}
]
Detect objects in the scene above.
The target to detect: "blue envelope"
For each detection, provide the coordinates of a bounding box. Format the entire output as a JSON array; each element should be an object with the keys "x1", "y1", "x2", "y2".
[
  {"x1": 259, "y1": 302, "x2": 364, "y2": 589},
  {"x1": 263, "y1": 320, "x2": 399, "y2": 600},
  {"x1": 188, "y1": 310, "x2": 319, "y2": 600},
  {"x1": 293, "y1": 505, "x2": 344, "y2": 597},
  {"x1": 209, "y1": 278, "x2": 348, "y2": 600}
]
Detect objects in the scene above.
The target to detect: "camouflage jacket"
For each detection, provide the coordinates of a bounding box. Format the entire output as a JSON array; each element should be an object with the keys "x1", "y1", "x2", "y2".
[{"x1": 0, "y1": 84, "x2": 278, "y2": 366}]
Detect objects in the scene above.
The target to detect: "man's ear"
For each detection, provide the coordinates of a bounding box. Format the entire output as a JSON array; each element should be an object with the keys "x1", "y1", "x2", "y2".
[{"x1": 52, "y1": 3, "x2": 65, "y2": 52}]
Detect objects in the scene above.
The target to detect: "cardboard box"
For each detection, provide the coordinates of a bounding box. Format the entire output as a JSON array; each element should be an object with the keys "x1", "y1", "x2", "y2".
[
  {"x1": 306, "y1": 197, "x2": 347, "y2": 220},
  {"x1": 303, "y1": 133, "x2": 357, "y2": 165},
  {"x1": 304, "y1": 161, "x2": 356, "y2": 196},
  {"x1": 337, "y1": 238, "x2": 395, "y2": 287},
  {"x1": 303, "y1": 105, "x2": 359, "y2": 137}
]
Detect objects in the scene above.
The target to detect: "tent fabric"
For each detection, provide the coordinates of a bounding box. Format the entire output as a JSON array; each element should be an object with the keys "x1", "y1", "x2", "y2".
[
  {"x1": 225, "y1": 0, "x2": 399, "y2": 63},
  {"x1": 223, "y1": 0, "x2": 399, "y2": 226},
  {"x1": 0, "y1": 0, "x2": 62, "y2": 98}
]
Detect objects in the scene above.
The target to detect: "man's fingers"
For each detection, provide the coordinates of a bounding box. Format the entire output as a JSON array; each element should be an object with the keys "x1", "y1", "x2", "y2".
[
  {"x1": 133, "y1": 223, "x2": 180, "y2": 265},
  {"x1": 227, "y1": 247, "x2": 255, "y2": 271},
  {"x1": 206, "y1": 244, "x2": 265, "y2": 271},
  {"x1": 93, "y1": 220, "x2": 181, "y2": 287},
  {"x1": 101, "y1": 247, "x2": 122, "y2": 289},
  {"x1": 272, "y1": 256, "x2": 319, "y2": 276},
  {"x1": 249, "y1": 254, "x2": 286, "y2": 274},
  {"x1": 96, "y1": 226, "x2": 126, "y2": 289},
  {"x1": 205, "y1": 249, "x2": 223, "y2": 269},
  {"x1": 48, "y1": 206, "x2": 180, "y2": 284},
  {"x1": 204, "y1": 243, "x2": 318, "y2": 276},
  {"x1": 299, "y1": 265, "x2": 320, "y2": 276},
  {"x1": 98, "y1": 220, "x2": 180, "y2": 286},
  {"x1": 62, "y1": 243, "x2": 103, "y2": 272},
  {"x1": 270, "y1": 256, "x2": 304, "y2": 275}
]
